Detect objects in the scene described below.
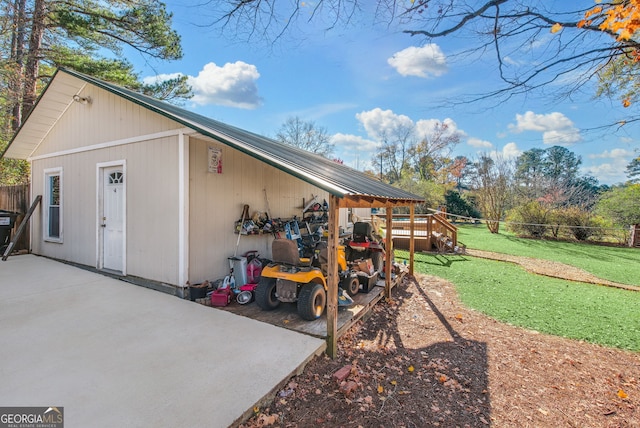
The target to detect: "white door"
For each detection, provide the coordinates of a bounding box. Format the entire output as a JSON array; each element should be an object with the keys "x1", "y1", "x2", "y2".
[{"x1": 101, "y1": 167, "x2": 125, "y2": 272}]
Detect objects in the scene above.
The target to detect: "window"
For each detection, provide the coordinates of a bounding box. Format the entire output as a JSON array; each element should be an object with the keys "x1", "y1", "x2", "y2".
[
  {"x1": 44, "y1": 168, "x2": 63, "y2": 242},
  {"x1": 109, "y1": 171, "x2": 124, "y2": 184}
]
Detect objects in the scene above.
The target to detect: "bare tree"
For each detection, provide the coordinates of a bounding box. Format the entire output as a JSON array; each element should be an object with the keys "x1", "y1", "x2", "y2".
[
  {"x1": 276, "y1": 116, "x2": 334, "y2": 157},
  {"x1": 371, "y1": 122, "x2": 415, "y2": 184},
  {"x1": 470, "y1": 154, "x2": 514, "y2": 233}
]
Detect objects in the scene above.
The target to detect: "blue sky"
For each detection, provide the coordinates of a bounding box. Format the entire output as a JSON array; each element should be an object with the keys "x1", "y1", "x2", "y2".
[{"x1": 130, "y1": 1, "x2": 639, "y2": 185}]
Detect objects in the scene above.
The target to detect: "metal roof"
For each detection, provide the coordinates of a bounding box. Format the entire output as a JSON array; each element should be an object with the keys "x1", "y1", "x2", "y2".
[{"x1": 3, "y1": 68, "x2": 424, "y2": 205}]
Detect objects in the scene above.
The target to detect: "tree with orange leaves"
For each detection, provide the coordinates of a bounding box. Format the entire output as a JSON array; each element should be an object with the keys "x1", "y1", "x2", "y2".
[{"x1": 576, "y1": 0, "x2": 640, "y2": 109}]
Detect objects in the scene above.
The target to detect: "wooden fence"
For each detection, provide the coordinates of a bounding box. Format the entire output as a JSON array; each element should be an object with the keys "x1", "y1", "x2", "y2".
[
  {"x1": 631, "y1": 224, "x2": 640, "y2": 248},
  {"x1": 0, "y1": 184, "x2": 30, "y2": 251}
]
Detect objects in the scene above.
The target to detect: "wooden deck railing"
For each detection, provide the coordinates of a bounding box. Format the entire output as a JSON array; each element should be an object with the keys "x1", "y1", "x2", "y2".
[{"x1": 375, "y1": 213, "x2": 458, "y2": 252}]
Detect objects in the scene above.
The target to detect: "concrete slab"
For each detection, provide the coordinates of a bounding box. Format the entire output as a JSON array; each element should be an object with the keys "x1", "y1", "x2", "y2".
[{"x1": 0, "y1": 255, "x2": 326, "y2": 427}]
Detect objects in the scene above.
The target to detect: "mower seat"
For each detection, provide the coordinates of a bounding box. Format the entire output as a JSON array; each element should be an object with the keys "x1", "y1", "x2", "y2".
[
  {"x1": 272, "y1": 239, "x2": 303, "y2": 266},
  {"x1": 352, "y1": 221, "x2": 374, "y2": 243}
]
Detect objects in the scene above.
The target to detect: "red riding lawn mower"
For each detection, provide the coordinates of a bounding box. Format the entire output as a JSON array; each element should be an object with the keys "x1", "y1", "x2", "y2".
[{"x1": 345, "y1": 221, "x2": 387, "y2": 274}]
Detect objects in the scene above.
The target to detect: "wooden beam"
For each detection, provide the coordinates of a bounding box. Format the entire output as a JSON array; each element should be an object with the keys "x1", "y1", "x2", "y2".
[
  {"x1": 384, "y1": 205, "x2": 393, "y2": 299},
  {"x1": 409, "y1": 204, "x2": 415, "y2": 276},
  {"x1": 325, "y1": 194, "x2": 340, "y2": 358},
  {"x1": 2, "y1": 195, "x2": 41, "y2": 261},
  {"x1": 339, "y1": 195, "x2": 422, "y2": 209}
]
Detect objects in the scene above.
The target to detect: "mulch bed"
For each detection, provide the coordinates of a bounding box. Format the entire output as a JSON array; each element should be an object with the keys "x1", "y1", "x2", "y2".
[{"x1": 240, "y1": 269, "x2": 639, "y2": 427}]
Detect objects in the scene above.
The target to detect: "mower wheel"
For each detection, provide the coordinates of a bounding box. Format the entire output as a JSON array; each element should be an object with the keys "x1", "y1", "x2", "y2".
[
  {"x1": 342, "y1": 275, "x2": 360, "y2": 297},
  {"x1": 297, "y1": 283, "x2": 326, "y2": 321},
  {"x1": 255, "y1": 277, "x2": 280, "y2": 311}
]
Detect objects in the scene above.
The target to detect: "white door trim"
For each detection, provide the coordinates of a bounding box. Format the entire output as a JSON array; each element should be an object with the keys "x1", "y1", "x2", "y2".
[
  {"x1": 178, "y1": 132, "x2": 189, "y2": 288},
  {"x1": 96, "y1": 160, "x2": 126, "y2": 274}
]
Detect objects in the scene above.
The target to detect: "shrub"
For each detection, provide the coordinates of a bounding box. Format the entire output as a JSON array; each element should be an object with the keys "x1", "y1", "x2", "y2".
[
  {"x1": 506, "y1": 200, "x2": 550, "y2": 237},
  {"x1": 556, "y1": 206, "x2": 596, "y2": 241}
]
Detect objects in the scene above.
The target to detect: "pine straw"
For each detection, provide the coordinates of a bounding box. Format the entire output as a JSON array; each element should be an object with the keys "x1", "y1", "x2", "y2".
[{"x1": 240, "y1": 274, "x2": 639, "y2": 428}]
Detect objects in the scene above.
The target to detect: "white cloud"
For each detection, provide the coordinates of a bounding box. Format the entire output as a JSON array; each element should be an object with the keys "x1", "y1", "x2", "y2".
[
  {"x1": 508, "y1": 111, "x2": 581, "y2": 145},
  {"x1": 467, "y1": 137, "x2": 493, "y2": 148},
  {"x1": 501, "y1": 142, "x2": 523, "y2": 159},
  {"x1": 142, "y1": 73, "x2": 184, "y2": 85},
  {"x1": 188, "y1": 61, "x2": 262, "y2": 109},
  {"x1": 588, "y1": 148, "x2": 635, "y2": 159},
  {"x1": 583, "y1": 161, "x2": 629, "y2": 185},
  {"x1": 331, "y1": 133, "x2": 379, "y2": 169},
  {"x1": 489, "y1": 142, "x2": 522, "y2": 160},
  {"x1": 354, "y1": 107, "x2": 470, "y2": 161},
  {"x1": 355, "y1": 108, "x2": 414, "y2": 140},
  {"x1": 414, "y1": 117, "x2": 465, "y2": 140},
  {"x1": 387, "y1": 44, "x2": 448, "y2": 78},
  {"x1": 142, "y1": 63, "x2": 262, "y2": 109},
  {"x1": 584, "y1": 148, "x2": 635, "y2": 185}
]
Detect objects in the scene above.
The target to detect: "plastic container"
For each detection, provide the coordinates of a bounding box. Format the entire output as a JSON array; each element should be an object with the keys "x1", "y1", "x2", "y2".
[
  {"x1": 357, "y1": 271, "x2": 379, "y2": 293},
  {"x1": 228, "y1": 256, "x2": 247, "y2": 286},
  {"x1": 247, "y1": 258, "x2": 262, "y2": 284},
  {"x1": 0, "y1": 210, "x2": 19, "y2": 249}
]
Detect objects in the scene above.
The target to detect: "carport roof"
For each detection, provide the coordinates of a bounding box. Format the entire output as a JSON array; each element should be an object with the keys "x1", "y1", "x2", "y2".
[{"x1": 3, "y1": 68, "x2": 424, "y2": 206}]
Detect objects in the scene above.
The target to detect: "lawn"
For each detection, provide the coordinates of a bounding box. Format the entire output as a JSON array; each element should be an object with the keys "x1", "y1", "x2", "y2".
[
  {"x1": 395, "y1": 231, "x2": 640, "y2": 351},
  {"x1": 455, "y1": 224, "x2": 640, "y2": 286}
]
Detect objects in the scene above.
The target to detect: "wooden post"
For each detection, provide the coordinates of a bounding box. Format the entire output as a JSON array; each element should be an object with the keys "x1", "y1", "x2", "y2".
[
  {"x1": 2, "y1": 195, "x2": 41, "y2": 261},
  {"x1": 409, "y1": 204, "x2": 415, "y2": 276},
  {"x1": 427, "y1": 214, "x2": 433, "y2": 249},
  {"x1": 325, "y1": 194, "x2": 340, "y2": 358},
  {"x1": 385, "y1": 205, "x2": 393, "y2": 299}
]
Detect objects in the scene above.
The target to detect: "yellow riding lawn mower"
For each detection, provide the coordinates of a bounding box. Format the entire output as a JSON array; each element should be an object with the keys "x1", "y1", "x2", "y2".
[{"x1": 255, "y1": 235, "x2": 359, "y2": 321}]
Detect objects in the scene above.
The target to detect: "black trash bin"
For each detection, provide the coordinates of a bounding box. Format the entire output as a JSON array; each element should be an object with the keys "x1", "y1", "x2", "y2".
[{"x1": 0, "y1": 210, "x2": 19, "y2": 252}]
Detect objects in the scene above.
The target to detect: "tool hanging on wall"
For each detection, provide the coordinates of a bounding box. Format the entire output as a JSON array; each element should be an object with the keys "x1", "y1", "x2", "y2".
[
  {"x1": 235, "y1": 204, "x2": 249, "y2": 257},
  {"x1": 263, "y1": 189, "x2": 272, "y2": 221},
  {"x1": 302, "y1": 194, "x2": 319, "y2": 213},
  {"x1": 263, "y1": 189, "x2": 280, "y2": 238}
]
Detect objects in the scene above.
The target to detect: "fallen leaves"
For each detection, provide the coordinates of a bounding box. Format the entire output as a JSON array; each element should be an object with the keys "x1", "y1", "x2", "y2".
[
  {"x1": 238, "y1": 275, "x2": 640, "y2": 428},
  {"x1": 252, "y1": 413, "x2": 278, "y2": 426}
]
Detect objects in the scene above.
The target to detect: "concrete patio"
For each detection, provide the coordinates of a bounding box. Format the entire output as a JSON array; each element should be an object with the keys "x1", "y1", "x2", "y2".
[{"x1": 0, "y1": 255, "x2": 325, "y2": 427}]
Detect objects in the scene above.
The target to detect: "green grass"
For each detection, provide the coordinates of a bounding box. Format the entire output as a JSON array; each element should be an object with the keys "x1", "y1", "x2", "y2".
[
  {"x1": 456, "y1": 224, "x2": 640, "y2": 286},
  {"x1": 396, "y1": 250, "x2": 640, "y2": 352}
]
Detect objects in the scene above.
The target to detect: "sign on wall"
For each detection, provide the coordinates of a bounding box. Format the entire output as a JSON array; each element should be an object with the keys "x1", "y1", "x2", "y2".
[{"x1": 208, "y1": 147, "x2": 222, "y2": 174}]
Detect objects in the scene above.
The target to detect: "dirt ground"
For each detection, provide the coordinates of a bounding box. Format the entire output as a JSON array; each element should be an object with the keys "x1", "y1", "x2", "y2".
[{"x1": 240, "y1": 254, "x2": 640, "y2": 428}]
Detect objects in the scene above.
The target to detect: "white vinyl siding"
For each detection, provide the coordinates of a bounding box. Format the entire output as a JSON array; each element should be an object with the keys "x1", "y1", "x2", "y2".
[
  {"x1": 188, "y1": 137, "x2": 332, "y2": 283},
  {"x1": 44, "y1": 167, "x2": 63, "y2": 242}
]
